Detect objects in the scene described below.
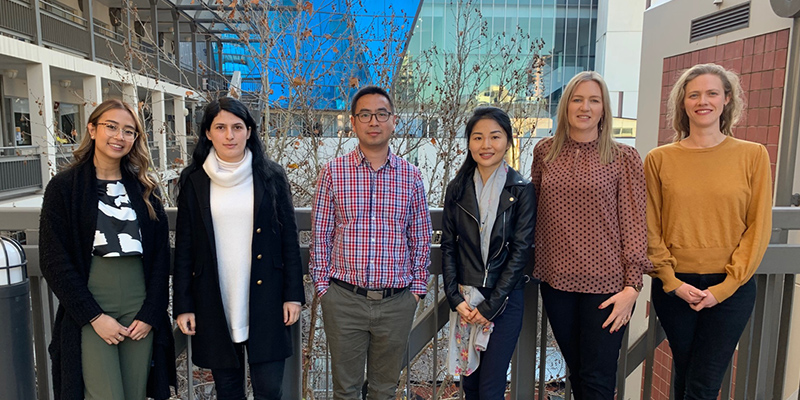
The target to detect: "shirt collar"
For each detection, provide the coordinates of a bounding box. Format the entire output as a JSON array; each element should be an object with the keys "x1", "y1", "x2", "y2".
[{"x1": 350, "y1": 146, "x2": 397, "y2": 169}]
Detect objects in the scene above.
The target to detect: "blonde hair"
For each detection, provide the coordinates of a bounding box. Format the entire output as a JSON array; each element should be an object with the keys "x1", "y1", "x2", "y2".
[
  {"x1": 545, "y1": 71, "x2": 618, "y2": 164},
  {"x1": 667, "y1": 63, "x2": 744, "y2": 142},
  {"x1": 72, "y1": 99, "x2": 161, "y2": 220}
]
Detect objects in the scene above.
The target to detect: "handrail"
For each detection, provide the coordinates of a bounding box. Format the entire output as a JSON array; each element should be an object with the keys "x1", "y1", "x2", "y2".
[
  {"x1": 38, "y1": 0, "x2": 87, "y2": 27},
  {"x1": 0, "y1": 206, "x2": 798, "y2": 399}
]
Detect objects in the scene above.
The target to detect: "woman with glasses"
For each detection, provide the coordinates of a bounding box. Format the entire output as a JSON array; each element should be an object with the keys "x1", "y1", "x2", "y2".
[
  {"x1": 173, "y1": 97, "x2": 304, "y2": 399},
  {"x1": 440, "y1": 107, "x2": 535, "y2": 399},
  {"x1": 531, "y1": 71, "x2": 651, "y2": 399},
  {"x1": 39, "y1": 99, "x2": 175, "y2": 400},
  {"x1": 646, "y1": 64, "x2": 772, "y2": 399}
]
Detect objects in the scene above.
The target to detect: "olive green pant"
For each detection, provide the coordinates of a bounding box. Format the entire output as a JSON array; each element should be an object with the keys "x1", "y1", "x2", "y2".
[{"x1": 81, "y1": 256, "x2": 153, "y2": 400}]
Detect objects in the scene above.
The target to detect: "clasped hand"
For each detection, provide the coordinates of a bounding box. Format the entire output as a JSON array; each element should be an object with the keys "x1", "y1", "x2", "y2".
[
  {"x1": 456, "y1": 301, "x2": 490, "y2": 327},
  {"x1": 91, "y1": 314, "x2": 151, "y2": 345},
  {"x1": 675, "y1": 283, "x2": 719, "y2": 311}
]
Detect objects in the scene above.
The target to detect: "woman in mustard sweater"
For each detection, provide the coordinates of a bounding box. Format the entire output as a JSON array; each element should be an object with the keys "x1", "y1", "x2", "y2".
[{"x1": 645, "y1": 63, "x2": 772, "y2": 399}]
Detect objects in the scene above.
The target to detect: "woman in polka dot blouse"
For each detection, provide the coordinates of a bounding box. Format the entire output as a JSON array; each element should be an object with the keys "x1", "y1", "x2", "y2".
[{"x1": 531, "y1": 71, "x2": 652, "y2": 399}]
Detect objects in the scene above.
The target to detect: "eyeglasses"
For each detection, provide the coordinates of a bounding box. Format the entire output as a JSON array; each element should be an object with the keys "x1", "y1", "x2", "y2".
[
  {"x1": 96, "y1": 122, "x2": 138, "y2": 141},
  {"x1": 355, "y1": 111, "x2": 392, "y2": 123}
]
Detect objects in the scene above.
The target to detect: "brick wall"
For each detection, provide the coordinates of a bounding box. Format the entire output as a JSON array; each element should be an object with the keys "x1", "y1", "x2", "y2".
[{"x1": 658, "y1": 29, "x2": 790, "y2": 179}]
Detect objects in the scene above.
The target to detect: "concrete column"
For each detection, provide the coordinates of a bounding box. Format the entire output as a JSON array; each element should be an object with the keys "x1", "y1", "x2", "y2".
[
  {"x1": 26, "y1": 63, "x2": 56, "y2": 185},
  {"x1": 151, "y1": 90, "x2": 167, "y2": 171},
  {"x1": 82, "y1": 76, "x2": 103, "y2": 124},
  {"x1": 173, "y1": 95, "x2": 187, "y2": 165},
  {"x1": 121, "y1": 83, "x2": 138, "y2": 111}
]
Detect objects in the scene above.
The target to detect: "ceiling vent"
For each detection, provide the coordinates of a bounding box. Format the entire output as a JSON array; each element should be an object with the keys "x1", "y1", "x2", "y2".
[{"x1": 690, "y1": 2, "x2": 750, "y2": 42}]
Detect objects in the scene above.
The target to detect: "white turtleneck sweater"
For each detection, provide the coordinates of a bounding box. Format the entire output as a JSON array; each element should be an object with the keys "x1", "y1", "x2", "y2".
[{"x1": 203, "y1": 148, "x2": 254, "y2": 343}]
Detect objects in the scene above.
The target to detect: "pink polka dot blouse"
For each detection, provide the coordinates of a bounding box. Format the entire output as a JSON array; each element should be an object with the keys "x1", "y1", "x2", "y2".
[{"x1": 530, "y1": 136, "x2": 652, "y2": 294}]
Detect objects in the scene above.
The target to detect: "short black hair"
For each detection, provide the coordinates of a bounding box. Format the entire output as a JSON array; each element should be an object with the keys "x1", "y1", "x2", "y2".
[{"x1": 350, "y1": 86, "x2": 395, "y2": 116}]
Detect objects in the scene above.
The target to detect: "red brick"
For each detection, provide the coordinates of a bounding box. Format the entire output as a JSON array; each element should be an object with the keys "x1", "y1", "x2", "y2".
[
  {"x1": 761, "y1": 71, "x2": 774, "y2": 89},
  {"x1": 762, "y1": 51, "x2": 775, "y2": 70},
  {"x1": 751, "y1": 54, "x2": 763, "y2": 72},
  {"x1": 775, "y1": 48, "x2": 788, "y2": 70},
  {"x1": 663, "y1": 58, "x2": 670, "y2": 71},
  {"x1": 743, "y1": 38, "x2": 755, "y2": 55},
  {"x1": 754, "y1": 35, "x2": 765, "y2": 54},
  {"x1": 771, "y1": 88, "x2": 784, "y2": 107},
  {"x1": 768, "y1": 126, "x2": 780, "y2": 143},
  {"x1": 746, "y1": 108, "x2": 758, "y2": 125},
  {"x1": 751, "y1": 72, "x2": 763, "y2": 90},
  {"x1": 716, "y1": 46, "x2": 728, "y2": 62},
  {"x1": 691, "y1": 51, "x2": 700, "y2": 66},
  {"x1": 773, "y1": 69, "x2": 786, "y2": 89},
  {"x1": 760, "y1": 89, "x2": 772, "y2": 108},
  {"x1": 670, "y1": 56, "x2": 678, "y2": 71},
  {"x1": 776, "y1": 29, "x2": 790, "y2": 49},
  {"x1": 730, "y1": 57, "x2": 743, "y2": 74},
  {"x1": 741, "y1": 55, "x2": 753, "y2": 74},
  {"x1": 766, "y1": 144, "x2": 778, "y2": 161},
  {"x1": 748, "y1": 90, "x2": 760, "y2": 108},
  {"x1": 745, "y1": 126, "x2": 757, "y2": 141},
  {"x1": 765, "y1": 32, "x2": 777, "y2": 52},
  {"x1": 740, "y1": 73, "x2": 751, "y2": 92},
  {"x1": 769, "y1": 107, "x2": 782, "y2": 126},
  {"x1": 758, "y1": 108, "x2": 770, "y2": 125},
  {"x1": 733, "y1": 127, "x2": 746, "y2": 138},
  {"x1": 729, "y1": 41, "x2": 743, "y2": 59},
  {"x1": 755, "y1": 127, "x2": 768, "y2": 143}
]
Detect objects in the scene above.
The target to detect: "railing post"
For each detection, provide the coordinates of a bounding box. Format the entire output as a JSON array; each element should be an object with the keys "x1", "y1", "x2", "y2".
[
  {"x1": 281, "y1": 322, "x2": 302, "y2": 400},
  {"x1": 86, "y1": 0, "x2": 95, "y2": 61},
  {"x1": 510, "y1": 280, "x2": 538, "y2": 399}
]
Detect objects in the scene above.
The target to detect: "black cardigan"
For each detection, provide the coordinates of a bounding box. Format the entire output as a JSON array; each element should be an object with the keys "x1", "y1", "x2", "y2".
[{"x1": 39, "y1": 160, "x2": 176, "y2": 400}]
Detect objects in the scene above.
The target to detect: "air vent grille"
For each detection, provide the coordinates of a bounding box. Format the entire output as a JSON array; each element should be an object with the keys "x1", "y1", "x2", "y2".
[{"x1": 690, "y1": 2, "x2": 750, "y2": 43}]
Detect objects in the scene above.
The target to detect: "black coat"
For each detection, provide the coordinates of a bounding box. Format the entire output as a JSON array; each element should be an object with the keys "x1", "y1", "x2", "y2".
[
  {"x1": 441, "y1": 167, "x2": 536, "y2": 320},
  {"x1": 173, "y1": 160, "x2": 305, "y2": 369},
  {"x1": 38, "y1": 161, "x2": 176, "y2": 400}
]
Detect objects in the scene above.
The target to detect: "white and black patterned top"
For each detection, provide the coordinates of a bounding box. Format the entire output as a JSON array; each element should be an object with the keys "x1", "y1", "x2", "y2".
[{"x1": 92, "y1": 180, "x2": 143, "y2": 257}]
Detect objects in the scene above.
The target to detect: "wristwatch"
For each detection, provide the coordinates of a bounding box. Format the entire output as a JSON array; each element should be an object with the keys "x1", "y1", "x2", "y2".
[{"x1": 625, "y1": 284, "x2": 643, "y2": 292}]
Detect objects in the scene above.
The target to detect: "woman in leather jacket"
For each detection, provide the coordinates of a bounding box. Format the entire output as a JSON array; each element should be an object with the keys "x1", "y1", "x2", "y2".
[{"x1": 441, "y1": 107, "x2": 536, "y2": 399}]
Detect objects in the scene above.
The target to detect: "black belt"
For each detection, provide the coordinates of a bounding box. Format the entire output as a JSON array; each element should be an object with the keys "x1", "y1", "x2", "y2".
[{"x1": 331, "y1": 278, "x2": 408, "y2": 300}]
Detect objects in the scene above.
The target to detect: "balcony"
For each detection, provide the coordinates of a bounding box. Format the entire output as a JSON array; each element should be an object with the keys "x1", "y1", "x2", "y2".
[
  {"x1": 0, "y1": 0, "x2": 217, "y2": 89},
  {"x1": 0, "y1": 146, "x2": 42, "y2": 200},
  {"x1": 0, "y1": 207, "x2": 798, "y2": 399}
]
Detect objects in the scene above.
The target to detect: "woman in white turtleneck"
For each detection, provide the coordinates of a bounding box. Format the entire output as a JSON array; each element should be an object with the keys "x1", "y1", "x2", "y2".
[{"x1": 173, "y1": 97, "x2": 305, "y2": 400}]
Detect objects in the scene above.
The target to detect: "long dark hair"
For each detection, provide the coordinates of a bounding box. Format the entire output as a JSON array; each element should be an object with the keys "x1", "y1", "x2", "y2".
[
  {"x1": 448, "y1": 107, "x2": 514, "y2": 202},
  {"x1": 179, "y1": 97, "x2": 290, "y2": 223}
]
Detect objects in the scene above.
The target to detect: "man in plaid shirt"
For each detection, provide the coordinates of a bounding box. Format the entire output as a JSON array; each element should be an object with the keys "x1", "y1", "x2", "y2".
[{"x1": 310, "y1": 86, "x2": 432, "y2": 399}]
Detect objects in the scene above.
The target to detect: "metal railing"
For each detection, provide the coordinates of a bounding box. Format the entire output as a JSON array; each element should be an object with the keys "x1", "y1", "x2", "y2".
[
  {"x1": 0, "y1": 207, "x2": 798, "y2": 400},
  {"x1": 0, "y1": 148, "x2": 42, "y2": 199}
]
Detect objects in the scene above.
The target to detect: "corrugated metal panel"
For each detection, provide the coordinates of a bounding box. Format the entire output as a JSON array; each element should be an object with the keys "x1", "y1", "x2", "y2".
[{"x1": 690, "y1": 2, "x2": 750, "y2": 43}]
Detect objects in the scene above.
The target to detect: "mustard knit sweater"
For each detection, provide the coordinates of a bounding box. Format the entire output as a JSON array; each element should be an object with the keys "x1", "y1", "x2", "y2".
[{"x1": 644, "y1": 136, "x2": 772, "y2": 303}]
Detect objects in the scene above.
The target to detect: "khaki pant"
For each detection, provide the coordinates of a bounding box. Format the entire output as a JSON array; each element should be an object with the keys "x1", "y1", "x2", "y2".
[
  {"x1": 82, "y1": 256, "x2": 153, "y2": 400},
  {"x1": 321, "y1": 281, "x2": 417, "y2": 400}
]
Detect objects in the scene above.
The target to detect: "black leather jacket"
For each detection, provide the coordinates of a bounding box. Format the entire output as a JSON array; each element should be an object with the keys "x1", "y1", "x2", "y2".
[{"x1": 441, "y1": 167, "x2": 536, "y2": 320}]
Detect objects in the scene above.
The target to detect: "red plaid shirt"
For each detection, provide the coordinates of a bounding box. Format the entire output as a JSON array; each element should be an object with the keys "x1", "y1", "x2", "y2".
[{"x1": 310, "y1": 147, "x2": 432, "y2": 297}]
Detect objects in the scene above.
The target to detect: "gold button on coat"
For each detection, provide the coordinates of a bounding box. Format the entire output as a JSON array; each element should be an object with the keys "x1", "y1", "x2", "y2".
[
  {"x1": 257, "y1": 254, "x2": 262, "y2": 259},
  {"x1": 256, "y1": 228, "x2": 262, "y2": 233},
  {"x1": 256, "y1": 280, "x2": 263, "y2": 285}
]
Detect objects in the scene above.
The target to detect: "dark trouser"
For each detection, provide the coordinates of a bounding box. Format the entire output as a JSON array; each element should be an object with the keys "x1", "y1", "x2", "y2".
[
  {"x1": 82, "y1": 256, "x2": 153, "y2": 400},
  {"x1": 652, "y1": 273, "x2": 756, "y2": 400},
  {"x1": 540, "y1": 283, "x2": 627, "y2": 400},
  {"x1": 320, "y1": 280, "x2": 417, "y2": 400},
  {"x1": 462, "y1": 288, "x2": 524, "y2": 400},
  {"x1": 211, "y1": 342, "x2": 286, "y2": 400}
]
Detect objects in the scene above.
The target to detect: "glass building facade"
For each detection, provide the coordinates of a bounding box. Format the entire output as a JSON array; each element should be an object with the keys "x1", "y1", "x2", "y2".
[
  {"x1": 215, "y1": 0, "x2": 598, "y2": 134},
  {"x1": 406, "y1": 0, "x2": 598, "y2": 135}
]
